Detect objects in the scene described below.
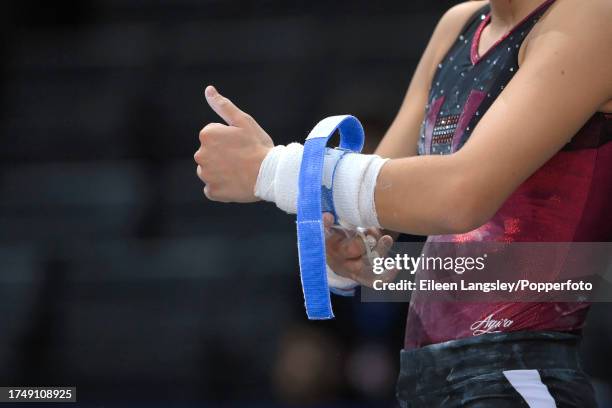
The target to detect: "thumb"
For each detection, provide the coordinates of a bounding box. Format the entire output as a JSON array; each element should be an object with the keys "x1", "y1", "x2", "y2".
[{"x1": 204, "y1": 85, "x2": 249, "y2": 127}]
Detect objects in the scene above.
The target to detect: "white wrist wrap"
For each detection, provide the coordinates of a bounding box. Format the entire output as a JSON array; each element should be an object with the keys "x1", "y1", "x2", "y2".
[
  {"x1": 254, "y1": 144, "x2": 388, "y2": 228},
  {"x1": 332, "y1": 152, "x2": 388, "y2": 228},
  {"x1": 255, "y1": 143, "x2": 303, "y2": 214},
  {"x1": 254, "y1": 144, "x2": 285, "y2": 203},
  {"x1": 327, "y1": 265, "x2": 358, "y2": 295}
]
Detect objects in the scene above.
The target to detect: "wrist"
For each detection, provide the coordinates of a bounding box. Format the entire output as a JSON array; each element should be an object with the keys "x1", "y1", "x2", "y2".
[
  {"x1": 253, "y1": 145, "x2": 274, "y2": 201},
  {"x1": 256, "y1": 145, "x2": 273, "y2": 168},
  {"x1": 255, "y1": 144, "x2": 301, "y2": 209},
  {"x1": 254, "y1": 141, "x2": 387, "y2": 229}
]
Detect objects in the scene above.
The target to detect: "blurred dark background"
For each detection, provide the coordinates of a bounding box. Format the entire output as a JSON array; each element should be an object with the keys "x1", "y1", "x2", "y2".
[{"x1": 0, "y1": 0, "x2": 610, "y2": 406}]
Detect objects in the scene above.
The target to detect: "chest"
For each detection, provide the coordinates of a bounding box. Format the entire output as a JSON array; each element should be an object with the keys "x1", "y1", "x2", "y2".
[{"x1": 417, "y1": 12, "x2": 537, "y2": 156}]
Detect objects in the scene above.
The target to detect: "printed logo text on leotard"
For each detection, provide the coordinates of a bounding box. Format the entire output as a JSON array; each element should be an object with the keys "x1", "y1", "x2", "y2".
[{"x1": 470, "y1": 314, "x2": 514, "y2": 336}]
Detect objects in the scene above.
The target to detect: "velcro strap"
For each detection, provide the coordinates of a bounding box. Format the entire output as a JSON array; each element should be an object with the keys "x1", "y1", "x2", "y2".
[{"x1": 296, "y1": 115, "x2": 364, "y2": 319}]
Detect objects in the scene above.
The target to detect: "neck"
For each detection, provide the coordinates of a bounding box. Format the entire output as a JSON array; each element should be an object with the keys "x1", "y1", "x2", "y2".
[{"x1": 488, "y1": 0, "x2": 546, "y2": 28}]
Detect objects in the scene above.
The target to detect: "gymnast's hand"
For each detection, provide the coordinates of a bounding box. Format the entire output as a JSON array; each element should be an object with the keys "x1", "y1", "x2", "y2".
[
  {"x1": 323, "y1": 213, "x2": 397, "y2": 288},
  {"x1": 195, "y1": 85, "x2": 274, "y2": 202}
]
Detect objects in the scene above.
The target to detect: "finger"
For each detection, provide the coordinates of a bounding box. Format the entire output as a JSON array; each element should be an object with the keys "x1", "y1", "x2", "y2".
[
  {"x1": 199, "y1": 122, "x2": 227, "y2": 143},
  {"x1": 323, "y1": 213, "x2": 335, "y2": 237},
  {"x1": 374, "y1": 235, "x2": 394, "y2": 257},
  {"x1": 367, "y1": 235, "x2": 392, "y2": 266},
  {"x1": 365, "y1": 227, "x2": 383, "y2": 241},
  {"x1": 196, "y1": 165, "x2": 205, "y2": 182},
  {"x1": 372, "y1": 235, "x2": 399, "y2": 283},
  {"x1": 204, "y1": 85, "x2": 249, "y2": 127}
]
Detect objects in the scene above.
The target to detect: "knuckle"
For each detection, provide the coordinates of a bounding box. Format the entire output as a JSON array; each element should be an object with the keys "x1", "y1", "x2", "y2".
[
  {"x1": 196, "y1": 165, "x2": 205, "y2": 180},
  {"x1": 217, "y1": 96, "x2": 229, "y2": 107},
  {"x1": 199, "y1": 128, "x2": 208, "y2": 142},
  {"x1": 194, "y1": 147, "x2": 208, "y2": 165},
  {"x1": 199, "y1": 123, "x2": 221, "y2": 141},
  {"x1": 242, "y1": 113, "x2": 255, "y2": 124},
  {"x1": 204, "y1": 123, "x2": 216, "y2": 133},
  {"x1": 367, "y1": 228, "x2": 381, "y2": 238},
  {"x1": 203, "y1": 185, "x2": 215, "y2": 200}
]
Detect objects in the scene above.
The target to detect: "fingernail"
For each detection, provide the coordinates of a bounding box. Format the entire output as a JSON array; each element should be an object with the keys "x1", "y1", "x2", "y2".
[
  {"x1": 382, "y1": 237, "x2": 392, "y2": 248},
  {"x1": 205, "y1": 85, "x2": 217, "y2": 98}
]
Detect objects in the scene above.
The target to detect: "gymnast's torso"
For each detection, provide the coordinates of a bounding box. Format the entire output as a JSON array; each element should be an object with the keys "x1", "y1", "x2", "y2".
[{"x1": 405, "y1": 0, "x2": 612, "y2": 349}]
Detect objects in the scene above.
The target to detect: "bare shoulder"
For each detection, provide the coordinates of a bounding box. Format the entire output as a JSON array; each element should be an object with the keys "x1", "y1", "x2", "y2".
[
  {"x1": 525, "y1": 0, "x2": 612, "y2": 71},
  {"x1": 436, "y1": 1, "x2": 488, "y2": 37},
  {"x1": 428, "y1": 1, "x2": 488, "y2": 63},
  {"x1": 522, "y1": 0, "x2": 612, "y2": 103},
  {"x1": 552, "y1": 0, "x2": 612, "y2": 23},
  {"x1": 532, "y1": 0, "x2": 612, "y2": 44},
  {"x1": 441, "y1": 1, "x2": 488, "y2": 21}
]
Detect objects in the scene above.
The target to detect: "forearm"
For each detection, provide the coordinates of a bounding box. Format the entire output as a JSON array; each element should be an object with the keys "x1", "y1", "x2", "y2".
[
  {"x1": 375, "y1": 153, "x2": 490, "y2": 236},
  {"x1": 373, "y1": 117, "x2": 424, "y2": 238},
  {"x1": 254, "y1": 138, "x2": 495, "y2": 236}
]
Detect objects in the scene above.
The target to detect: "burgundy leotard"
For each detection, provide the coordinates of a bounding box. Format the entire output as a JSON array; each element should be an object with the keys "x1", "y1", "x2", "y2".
[{"x1": 405, "y1": 0, "x2": 612, "y2": 349}]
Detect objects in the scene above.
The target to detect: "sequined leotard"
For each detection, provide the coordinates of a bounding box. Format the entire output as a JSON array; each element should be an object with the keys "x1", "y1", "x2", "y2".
[{"x1": 405, "y1": 0, "x2": 612, "y2": 349}]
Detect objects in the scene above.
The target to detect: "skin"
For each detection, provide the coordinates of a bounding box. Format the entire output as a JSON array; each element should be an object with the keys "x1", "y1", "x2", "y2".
[{"x1": 195, "y1": 0, "x2": 612, "y2": 285}]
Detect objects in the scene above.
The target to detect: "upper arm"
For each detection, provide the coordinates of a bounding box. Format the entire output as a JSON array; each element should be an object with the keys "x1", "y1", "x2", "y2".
[
  {"x1": 375, "y1": 1, "x2": 487, "y2": 159},
  {"x1": 454, "y1": 0, "x2": 612, "y2": 225}
]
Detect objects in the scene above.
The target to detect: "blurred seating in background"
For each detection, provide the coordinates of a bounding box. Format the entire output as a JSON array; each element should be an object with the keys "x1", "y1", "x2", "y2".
[{"x1": 0, "y1": 0, "x2": 610, "y2": 406}]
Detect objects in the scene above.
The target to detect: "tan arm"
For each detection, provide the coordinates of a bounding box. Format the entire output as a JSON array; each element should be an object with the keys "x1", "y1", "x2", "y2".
[{"x1": 375, "y1": 0, "x2": 612, "y2": 235}]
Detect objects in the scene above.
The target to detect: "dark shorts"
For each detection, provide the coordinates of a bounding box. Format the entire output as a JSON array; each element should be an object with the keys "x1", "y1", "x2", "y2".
[{"x1": 397, "y1": 331, "x2": 597, "y2": 407}]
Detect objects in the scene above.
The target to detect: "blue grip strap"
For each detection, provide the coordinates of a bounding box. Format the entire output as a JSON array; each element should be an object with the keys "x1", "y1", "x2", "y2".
[{"x1": 296, "y1": 115, "x2": 364, "y2": 319}]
